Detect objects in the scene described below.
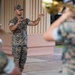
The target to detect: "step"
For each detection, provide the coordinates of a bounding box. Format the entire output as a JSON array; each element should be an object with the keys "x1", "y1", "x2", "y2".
[{"x1": 1, "y1": 33, "x2": 55, "y2": 56}]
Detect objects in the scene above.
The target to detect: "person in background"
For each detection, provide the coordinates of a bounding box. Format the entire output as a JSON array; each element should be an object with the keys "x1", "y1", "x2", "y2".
[
  {"x1": 0, "y1": 28, "x2": 21, "y2": 75},
  {"x1": 8, "y1": 5, "x2": 43, "y2": 73},
  {"x1": 44, "y1": 1, "x2": 75, "y2": 75}
]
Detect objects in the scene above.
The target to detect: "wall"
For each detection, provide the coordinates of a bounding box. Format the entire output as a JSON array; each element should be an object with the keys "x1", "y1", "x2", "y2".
[
  {"x1": 1, "y1": 0, "x2": 50, "y2": 34},
  {"x1": 1, "y1": 0, "x2": 24, "y2": 32},
  {"x1": 1, "y1": 33, "x2": 55, "y2": 56},
  {"x1": 0, "y1": 0, "x2": 1, "y2": 23}
]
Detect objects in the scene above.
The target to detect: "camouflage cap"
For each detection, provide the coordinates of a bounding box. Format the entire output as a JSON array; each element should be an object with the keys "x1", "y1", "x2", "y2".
[{"x1": 14, "y1": 5, "x2": 23, "y2": 11}]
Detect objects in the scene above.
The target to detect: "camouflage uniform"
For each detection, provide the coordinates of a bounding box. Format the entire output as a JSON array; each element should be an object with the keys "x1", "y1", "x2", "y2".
[
  {"x1": 0, "y1": 50, "x2": 8, "y2": 74},
  {"x1": 52, "y1": 20, "x2": 75, "y2": 75},
  {"x1": 0, "y1": 39, "x2": 7, "y2": 74},
  {"x1": 9, "y1": 17, "x2": 30, "y2": 71}
]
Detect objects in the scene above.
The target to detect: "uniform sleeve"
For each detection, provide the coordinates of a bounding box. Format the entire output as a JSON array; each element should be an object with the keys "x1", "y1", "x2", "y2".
[
  {"x1": 52, "y1": 21, "x2": 75, "y2": 41},
  {"x1": 8, "y1": 20, "x2": 15, "y2": 26},
  {"x1": 65, "y1": 21, "x2": 75, "y2": 33},
  {"x1": 60, "y1": 21, "x2": 75, "y2": 34},
  {"x1": 8, "y1": 17, "x2": 18, "y2": 26},
  {"x1": 25, "y1": 18, "x2": 30, "y2": 25},
  {"x1": 52, "y1": 27, "x2": 62, "y2": 41},
  {"x1": 52, "y1": 22, "x2": 69, "y2": 41}
]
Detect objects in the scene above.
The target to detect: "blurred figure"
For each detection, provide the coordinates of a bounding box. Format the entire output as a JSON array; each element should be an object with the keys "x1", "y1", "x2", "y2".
[
  {"x1": 44, "y1": 1, "x2": 75, "y2": 75},
  {"x1": 0, "y1": 28, "x2": 21, "y2": 75},
  {"x1": 0, "y1": 50, "x2": 21, "y2": 75}
]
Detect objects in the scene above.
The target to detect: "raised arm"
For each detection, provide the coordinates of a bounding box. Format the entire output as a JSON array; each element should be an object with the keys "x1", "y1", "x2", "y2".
[
  {"x1": 9, "y1": 22, "x2": 19, "y2": 31},
  {"x1": 44, "y1": 11, "x2": 73, "y2": 41},
  {"x1": 9, "y1": 17, "x2": 21, "y2": 32},
  {"x1": 29, "y1": 14, "x2": 44, "y2": 26}
]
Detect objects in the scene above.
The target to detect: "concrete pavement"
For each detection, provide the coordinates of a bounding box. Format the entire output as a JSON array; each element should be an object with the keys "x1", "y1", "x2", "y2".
[
  {"x1": 23, "y1": 46, "x2": 63, "y2": 75},
  {"x1": 23, "y1": 54, "x2": 62, "y2": 75},
  {"x1": 5, "y1": 48, "x2": 62, "y2": 75},
  {"x1": 8, "y1": 46, "x2": 63, "y2": 75}
]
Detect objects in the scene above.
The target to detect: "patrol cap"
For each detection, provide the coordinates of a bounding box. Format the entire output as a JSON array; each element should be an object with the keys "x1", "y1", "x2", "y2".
[{"x1": 14, "y1": 5, "x2": 23, "y2": 11}]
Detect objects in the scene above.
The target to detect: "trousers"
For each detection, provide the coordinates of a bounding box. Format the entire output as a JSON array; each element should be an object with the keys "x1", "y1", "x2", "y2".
[{"x1": 12, "y1": 45, "x2": 27, "y2": 71}]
